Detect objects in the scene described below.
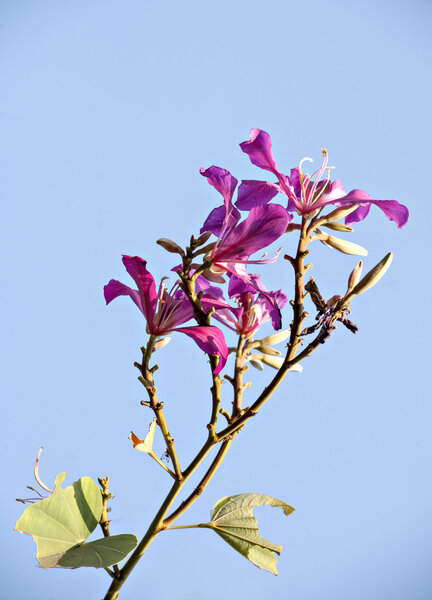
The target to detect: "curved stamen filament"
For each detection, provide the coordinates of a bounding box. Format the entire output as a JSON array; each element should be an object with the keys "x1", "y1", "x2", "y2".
[
  {"x1": 298, "y1": 157, "x2": 314, "y2": 205},
  {"x1": 34, "y1": 447, "x2": 54, "y2": 494}
]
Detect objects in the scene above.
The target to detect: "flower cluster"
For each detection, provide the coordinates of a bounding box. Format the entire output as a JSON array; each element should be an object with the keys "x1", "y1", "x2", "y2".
[{"x1": 104, "y1": 129, "x2": 408, "y2": 375}]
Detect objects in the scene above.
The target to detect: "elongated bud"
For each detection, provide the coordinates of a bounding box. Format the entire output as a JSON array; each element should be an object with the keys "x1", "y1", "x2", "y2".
[
  {"x1": 196, "y1": 231, "x2": 212, "y2": 246},
  {"x1": 255, "y1": 354, "x2": 303, "y2": 371},
  {"x1": 286, "y1": 223, "x2": 302, "y2": 233},
  {"x1": 320, "y1": 204, "x2": 360, "y2": 223},
  {"x1": 314, "y1": 233, "x2": 368, "y2": 256},
  {"x1": 249, "y1": 358, "x2": 264, "y2": 371},
  {"x1": 198, "y1": 242, "x2": 216, "y2": 254},
  {"x1": 256, "y1": 346, "x2": 282, "y2": 356},
  {"x1": 321, "y1": 222, "x2": 354, "y2": 232},
  {"x1": 201, "y1": 269, "x2": 226, "y2": 284},
  {"x1": 259, "y1": 329, "x2": 291, "y2": 346},
  {"x1": 346, "y1": 260, "x2": 363, "y2": 294},
  {"x1": 344, "y1": 252, "x2": 393, "y2": 303},
  {"x1": 157, "y1": 238, "x2": 185, "y2": 256},
  {"x1": 154, "y1": 337, "x2": 171, "y2": 349}
]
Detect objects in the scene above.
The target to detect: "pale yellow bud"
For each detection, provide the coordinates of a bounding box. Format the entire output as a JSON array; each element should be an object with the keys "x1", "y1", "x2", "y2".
[
  {"x1": 346, "y1": 260, "x2": 363, "y2": 295},
  {"x1": 259, "y1": 329, "x2": 291, "y2": 346},
  {"x1": 321, "y1": 222, "x2": 354, "y2": 232},
  {"x1": 249, "y1": 358, "x2": 264, "y2": 371},
  {"x1": 154, "y1": 337, "x2": 171, "y2": 349},
  {"x1": 320, "y1": 204, "x2": 360, "y2": 223},
  {"x1": 314, "y1": 233, "x2": 368, "y2": 256},
  {"x1": 345, "y1": 252, "x2": 393, "y2": 302},
  {"x1": 256, "y1": 346, "x2": 282, "y2": 356}
]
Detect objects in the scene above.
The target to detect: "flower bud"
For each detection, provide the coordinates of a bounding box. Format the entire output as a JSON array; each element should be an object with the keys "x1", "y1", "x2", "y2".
[
  {"x1": 321, "y1": 222, "x2": 354, "y2": 232},
  {"x1": 201, "y1": 269, "x2": 226, "y2": 284},
  {"x1": 315, "y1": 233, "x2": 368, "y2": 256},
  {"x1": 156, "y1": 238, "x2": 185, "y2": 256},
  {"x1": 195, "y1": 231, "x2": 212, "y2": 246},
  {"x1": 259, "y1": 355, "x2": 303, "y2": 371},
  {"x1": 346, "y1": 252, "x2": 393, "y2": 301},
  {"x1": 259, "y1": 329, "x2": 291, "y2": 346},
  {"x1": 256, "y1": 346, "x2": 282, "y2": 356},
  {"x1": 249, "y1": 358, "x2": 264, "y2": 371},
  {"x1": 320, "y1": 204, "x2": 360, "y2": 223},
  {"x1": 346, "y1": 260, "x2": 363, "y2": 294},
  {"x1": 154, "y1": 337, "x2": 171, "y2": 349}
]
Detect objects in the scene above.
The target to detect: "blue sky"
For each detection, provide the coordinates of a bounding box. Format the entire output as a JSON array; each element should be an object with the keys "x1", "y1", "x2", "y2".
[{"x1": 1, "y1": 1, "x2": 431, "y2": 599}]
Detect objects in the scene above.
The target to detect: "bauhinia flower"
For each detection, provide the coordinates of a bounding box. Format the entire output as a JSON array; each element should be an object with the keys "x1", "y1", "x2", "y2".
[
  {"x1": 200, "y1": 166, "x2": 292, "y2": 280},
  {"x1": 104, "y1": 255, "x2": 228, "y2": 374},
  {"x1": 236, "y1": 129, "x2": 409, "y2": 228},
  {"x1": 197, "y1": 274, "x2": 287, "y2": 336}
]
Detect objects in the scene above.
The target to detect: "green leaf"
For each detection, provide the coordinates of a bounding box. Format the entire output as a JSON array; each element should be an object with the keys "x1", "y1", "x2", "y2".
[
  {"x1": 206, "y1": 493, "x2": 295, "y2": 575},
  {"x1": 15, "y1": 473, "x2": 137, "y2": 569},
  {"x1": 37, "y1": 534, "x2": 138, "y2": 569}
]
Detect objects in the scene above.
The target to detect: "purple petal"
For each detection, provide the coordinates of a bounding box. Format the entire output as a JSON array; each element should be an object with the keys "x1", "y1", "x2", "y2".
[
  {"x1": 228, "y1": 274, "x2": 287, "y2": 331},
  {"x1": 200, "y1": 205, "x2": 228, "y2": 237},
  {"x1": 236, "y1": 180, "x2": 280, "y2": 210},
  {"x1": 200, "y1": 166, "x2": 241, "y2": 237},
  {"x1": 174, "y1": 325, "x2": 229, "y2": 374},
  {"x1": 319, "y1": 178, "x2": 346, "y2": 203},
  {"x1": 240, "y1": 129, "x2": 281, "y2": 174},
  {"x1": 330, "y1": 189, "x2": 409, "y2": 228},
  {"x1": 200, "y1": 166, "x2": 238, "y2": 205},
  {"x1": 122, "y1": 256, "x2": 157, "y2": 323},
  {"x1": 213, "y1": 204, "x2": 290, "y2": 262},
  {"x1": 196, "y1": 276, "x2": 242, "y2": 324},
  {"x1": 289, "y1": 168, "x2": 302, "y2": 198},
  {"x1": 344, "y1": 204, "x2": 371, "y2": 224},
  {"x1": 104, "y1": 279, "x2": 144, "y2": 313}
]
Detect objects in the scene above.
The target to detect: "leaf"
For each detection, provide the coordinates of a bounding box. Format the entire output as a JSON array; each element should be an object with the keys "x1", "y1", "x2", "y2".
[
  {"x1": 37, "y1": 534, "x2": 138, "y2": 569},
  {"x1": 129, "y1": 418, "x2": 156, "y2": 453},
  {"x1": 15, "y1": 473, "x2": 137, "y2": 569},
  {"x1": 205, "y1": 493, "x2": 295, "y2": 575}
]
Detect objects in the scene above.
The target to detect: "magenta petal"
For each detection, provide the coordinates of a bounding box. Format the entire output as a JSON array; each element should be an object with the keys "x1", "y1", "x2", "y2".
[
  {"x1": 236, "y1": 180, "x2": 280, "y2": 210},
  {"x1": 104, "y1": 279, "x2": 144, "y2": 313},
  {"x1": 344, "y1": 204, "x2": 371, "y2": 225},
  {"x1": 200, "y1": 166, "x2": 241, "y2": 237},
  {"x1": 200, "y1": 205, "x2": 228, "y2": 236},
  {"x1": 175, "y1": 325, "x2": 228, "y2": 374},
  {"x1": 122, "y1": 256, "x2": 157, "y2": 323},
  {"x1": 289, "y1": 168, "x2": 302, "y2": 198},
  {"x1": 240, "y1": 129, "x2": 280, "y2": 174},
  {"x1": 215, "y1": 204, "x2": 290, "y2": 261},
  {"x1": 200, "y1": 166, "x2": 238, "y2": 205},
  {"x1": 330, "y1": 189, "x2": 409, "y2": 228}
]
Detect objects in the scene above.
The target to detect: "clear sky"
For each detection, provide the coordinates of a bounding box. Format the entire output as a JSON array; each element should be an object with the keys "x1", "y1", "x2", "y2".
[{"x1": 1, "y1": 1, "x2": 431, "y2": 599}]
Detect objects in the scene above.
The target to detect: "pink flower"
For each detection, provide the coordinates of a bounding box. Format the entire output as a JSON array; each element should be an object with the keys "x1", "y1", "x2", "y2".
[
  {"x1": 200, "y1": 165, "x2": 291, "y2": 280},
  {"x1": 237, "y1": 129, "x2": 409, "y2": 228},
  {"x1": 104, "y1": 256, "x2": 228, "y2": 373}
]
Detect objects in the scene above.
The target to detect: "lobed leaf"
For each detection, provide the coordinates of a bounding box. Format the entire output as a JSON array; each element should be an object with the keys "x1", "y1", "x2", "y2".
[
  {"x1": 206, "y1": 493, "x2": 295, "y2": 575},
  {"x1": 38, "y1": 534, "x2": 138, "y2": 569},
  {"x1": 15, "y1": 473, "x2": 137, "y2": 569}
]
